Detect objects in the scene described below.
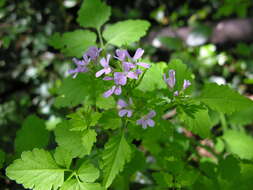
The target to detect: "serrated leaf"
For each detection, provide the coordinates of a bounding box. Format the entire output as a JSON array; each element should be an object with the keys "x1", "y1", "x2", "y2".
[
  {"x1": 96, "y1": 94, "x2": 116, "y2": 110},
  {"x1": 77, "y1": 0, "x2": 111, "y2": 29},
  {"x1": 54, "y1": 147, "x2": 73, "y2": 169},
  {"x1": 81, "y1": 129, "x2": 97, "y2": 155},
  {"x1": 15, "y1": 115, "x2": 49, "y2": 155},
  {"x1": 77, "y1": 161, "x2": 100, "y2": 183},
  {"x1": 223, "y1": 130, "x2": 253, "y2": 160},
  {"x1": 98, "y1": 110, "x2": 121, "y2": 130},
  {"x1": 55, "y1": 121, "x2": 90, "y2": 158},
  {"x1": 103, "y1": 20, "x2": 150, "y2": 47},
  {"x1": 55, "y1": 75, "x2": 106, "y2": 108},
  {"x1": 228, "y1": 106, "x2": 253, "y2": 126},
  {"x1": 137, "y1": 62, "x2": 167, "y2": 92},
  {"x1": 0, "y1": 149, "x2": 5, "y2": 169},
  {"x1": 181, "y1": 108, "x2": 212, "y2": 138},
  {"x1": 6, "y1": 149, "x2": 64, "y2": 190},
  {"x1": 218, "y1": 155, "x2": 240, "y2": 180},
  {"x1": 198, "y1": 83, "x2": 253, "y2": 114},
  {"x1": 153, "y1": 172, "x2": 173, "y2": 187},
  {"x1": 101, "y1": 134, "x2": 132, "y2": 188},
  {"x1": 60, "y1": 179, "x2": 104, "y2": 190},
  {"x1": 48, "y1": 30, "x2": 96, "y2": 57}
]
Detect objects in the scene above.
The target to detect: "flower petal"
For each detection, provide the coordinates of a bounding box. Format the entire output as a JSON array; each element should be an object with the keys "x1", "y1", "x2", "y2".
[
  {"x1": 133, "y1": 48, "x2": 144, "y2": 60},
  {"x1": 103, "y1": 86, "x2": 116, "y2": 98},
  {"x1": 136, "y1": 62, "x2": 150, "y2": 68},
  {"x1": 95, "y1": 69, "x2": 105, "y2": 78},
  {"x1": 114, "y1": 86, "x2": 122, "y2": 95},
  {"x1": 127, "y1": 71, "x2": 138, "y2": 79},
  {"x1": 147, "y1": 110, "x2": 156, "y2": 118},
  {"x1": 147, "y1": 119, "x2": 155, "y2": 127},
  {"x1": 117, "y1": 99, "x2": 128, "y2": 108},
  {"x1": 119, "y1": 109, "x2": 128, "y2": 117}
]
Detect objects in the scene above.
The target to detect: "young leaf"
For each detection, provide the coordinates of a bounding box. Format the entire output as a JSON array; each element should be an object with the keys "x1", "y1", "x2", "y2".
[
  {"x1": 15, "y1": 115, "x2": 49, "y2": 155},
  {"x1": 101, "y1": 133, "x2": 132, "y2": 188},
  {"x1": 77, "y1": 0, "x2": 111, "y2": 29},
  {"x1": 77, "y1": 161, "x2": 100, "y2": 183},
  {"x1": 54, "y1": 147, "x2": 73, "y2": 169},
  {"x1": 181, "y1": 108, "x2": 212, "y2": 138},
  {"x1": 137, "y1": 62, "x2": 167, "y2": 92},
  {"x1": 6, "y1": 149, "x2": 64, "y2": 190},
  {"x1": 60, "y1": 179, "x2": 104, "y2": 190},
  {"x1": 81, "y1": 129, "x2": 97, "y2": 155},
  {"x1": 197, "y1": 83, "x2": 253, "y2": 114},
  {"x1": 0, "y1": 149, "x2": 5, "y2": 169},
  {"x1": 103, "y1": 20, "x2": 150, "y2": 47},
  {"x1": 98, "y1": 109, "x2": 121, "y2": 130},
  {"x1": 55, "y1": 75, "x2": 92, "y2": 108},
  {"x1": 54, "y1": 121, "x2": 90, "y2": 158},
  {"x1": 153, "y1": 172, "x2": 173, "y2": 187},
  {"x1": 48, "y1": 30, "x2": 96, "y2": 57},
  {"x1": 223, "y1": 130, "x2": 253, "y2": 160}
]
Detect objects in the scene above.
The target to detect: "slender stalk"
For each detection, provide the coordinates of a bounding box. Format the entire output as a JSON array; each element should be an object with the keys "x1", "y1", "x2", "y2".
[
  {"x1": 97, "y1": 27, "x2": 104, "y2": 48},
  {"x1": 220, "y1": 112, "x2": 228, "y2": 131}
]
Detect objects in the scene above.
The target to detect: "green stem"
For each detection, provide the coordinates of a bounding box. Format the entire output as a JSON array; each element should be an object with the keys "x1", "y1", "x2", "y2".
[
  {"x1": 66, "y1": 171, "x2": 75, "y2": 181},
  {"x1": 97, "y1": 27, "x2": 104, "y2": 48},
  {"x1": 220, "y1": 113, "x2": 228, "y2": 131}
]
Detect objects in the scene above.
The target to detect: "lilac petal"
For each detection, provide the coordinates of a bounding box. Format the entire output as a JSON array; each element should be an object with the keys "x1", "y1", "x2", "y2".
[
  {"x1": 126, "y1": 110, "x2": 133, "y2": 117},
  {"x1": 115, "y1": 49, "x2": 129, "y2": 61},
  {"x1": 163, "y1": 74, "x2": 167, "y2": 82},
  {"x1": 127, "y1": 71, "x2": 138, "y2": 79},
  {"x1": 68, "y1": 68, "x2": 77, "y2": 74},
  {"x1": 114, "y1": 86, "x2": 122, "y2": 95},
  {"x1": 104, "y1": 67, "x2": 112, "y2": 74},
  {"x1": 119, "y1": 109, "x2": 128, "y2": 117},
  {"x1": 73, "y1": 58, "x2": 85, "y2": 66},
  {"x1": 117, "y1": 99, "x2": 128, "y2": 108},
  {"x1": 123, "y1": 62, "x2": 135, "y2": 72},
  {"x1": 174, "y1": 91, "x2": 179, "y2": 96},
  {"x1": 114, "y1": 72, "x2": 127, "y2": 86},
  {"x1": 137, "y1": 118, "x2": 144, "y2": 125},
  {"x1": 136, "y1": 62, "x2": 150, "y2": 68},
  {"x1": 103, "y1": 76, "x2": 113, "y2": 80},
  {"x1": 82, "y1": 55, "x2": 90, "y2": 63},
  {"x1": 86, "y1": 46, "x2": 101, "y2": 60},
  {"x1": 183, "y1": 80, "x2": 191, "y2": 90},
  {"x1": 147, "y1": 119, "x2": 155, "y2": 127},
  {"x1": 133, "y1": 48, "x2": 144, "y2": 60},
  {"x1": 147, "y1": 110, "x2": 156, "y2": 118},
  {"x1": 103, "y1": 86, "x2": 116, "y2": 98},
  {"x1": 95, "y1": 69, "x2": 105, "y2": 78},
  {"x1": 100, "y1": 54, "x2": 111, "y2": 67},
  {"x1": 135, "y1": 69, "x2": 142, "y2": 75}
]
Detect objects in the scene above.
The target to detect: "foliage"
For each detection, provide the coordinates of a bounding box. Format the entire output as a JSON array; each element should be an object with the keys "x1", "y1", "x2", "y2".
[{"x1": 1, "y1": 0, "x2": 253, "y2": 190}]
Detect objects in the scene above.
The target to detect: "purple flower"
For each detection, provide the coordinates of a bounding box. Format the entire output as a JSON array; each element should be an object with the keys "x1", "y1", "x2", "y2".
[
  {"x1": 122, "y1": 62, "x2": 136, "y2": 72},
  {"x1": 174, "y1": 91, "x2": 179, "y2": 96},
  {"x1": 117, "y1": 98, "x2": 133, "y2": 117},
  {"x1": 133, "y1": 48, "x2": 144, "y2": 61},
  {"x1": 114, "y1": 49, "x2": 130, "y2": 61},
  {"x1": 103, "y1": 85, "x2": 122, "y2": 98},
  {"x1": 68, "y1": 57, "x2": 89, "y2": 78},
  {"x1": 183, "y1": 80, "x2": 191, "y2": 90},
  {"x1": 86, "y1": 46, "x2": 101, "y2": 60},
  {"x1": 137, "y1": 110, "x2": 156, "y2": 129},
  {"x1": 114, "y1": 72, "x2": 127, "y2": 86},
  {"x1": 96, "y1": 54, "x2": 112, "y2": 78},
  {"x1": 164, "y1": 70, "x2": 176, "y2": 89}
]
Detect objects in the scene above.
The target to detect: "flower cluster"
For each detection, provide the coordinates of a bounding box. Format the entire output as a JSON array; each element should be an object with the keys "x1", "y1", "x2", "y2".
[
  {"x1": 69, "y1": 46, "x2": 156, "y2": 129},
  {"x1": 100, "y1": 48, "x2": 150, "y2": 98},
  {"x1": 163, "y1": 69, "x2": 191, "y2": 96},
  {"x1": 68, "y1": 46, "x2": 101, "y2": 78}
]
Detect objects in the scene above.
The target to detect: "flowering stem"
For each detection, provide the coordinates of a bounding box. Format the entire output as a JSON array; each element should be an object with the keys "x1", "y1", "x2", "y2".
[{"x1": 97, "y1": 27, "x2": 104, "y2": 48}]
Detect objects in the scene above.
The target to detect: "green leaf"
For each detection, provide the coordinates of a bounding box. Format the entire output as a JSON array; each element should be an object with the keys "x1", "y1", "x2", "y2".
[
  {"x1": 55, "y1": 75, "x2": 91, "y2": 108},
  {"x1": 0, "y1": 149, "x2": 5, "y2": 169},
  {"x1": 223, "y1": 130, "x2": 253, "y2": 160},
  {"x1": 60, "y1": 179, "x2": 104, "y2": 190},
  {"x1": 181, "y1": 108, "x2": 212, "y2": 138},
  {"x1": 228, "y1": 106, "x2": 253, "y2": 126},
  {"x1": 99, "y1": 109, "x2": 121, "y2": 130},
  {"x1": 55, "y1": 75, "x2": 106, "y2": 108},
  {"x1": 48, "y1": 30, "x2": 96, "y2": 57},
  {"x1": 103, "y1": 20, "x2": 150, "y2": 47},
  {"x1": 77, "y1": 0, "x2": 111, "y2": 29},
  {"x1": 218, "y1": 155, "x2": 240, "y2": 180},
  {"x1": 167, "y1": 59, "x2": 193, "y2": 93},
  {"x1": 137, "y1": 62, "x2": 167, "y2": 92},
  {"x1": 153, "y1": 172, "x2": 173, "y2": 187},
  {"x1": 96, "y1": 94, "x2": 116, "y2": 110},
  {"x1": 15, "y1": 115, "x2": 49, "y2": 155},
  {"x1": 6, "y1": 149, "x2": 64, "y2": 190},
  {"x1": 101, "y1": 134, "x2": 132, "y2": 188},
  {"x1": 54, "y1": 147, "x2": 73, "y2": 169},
  {"x1": 68, "y1": 108, "x2": 101, "y2": 131},
  {"x1": 55, "y1": 121, "x2": 90, "y2": 158},
  {"x1": 81, "y1": 129, "x2": 97, "y2": 155},
  {"x1": 159, "y1": 37, "x2": 183, "y2": 50},
  {"x1": 198, "y1": 83, "x2": 253, "y2": 114},
  {"x1": 77, "y1": 161, "x2": 100, "y2": 183}
]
